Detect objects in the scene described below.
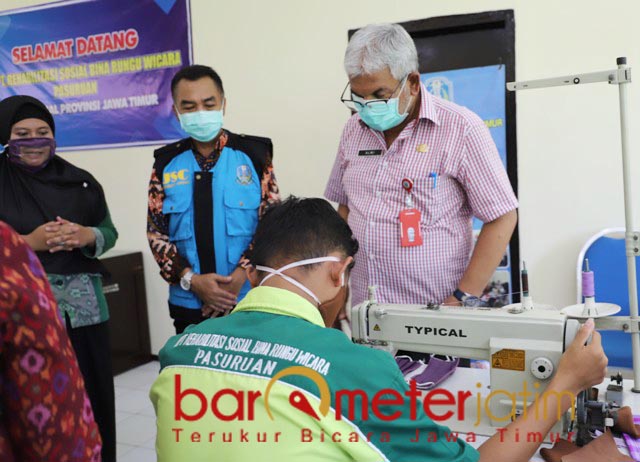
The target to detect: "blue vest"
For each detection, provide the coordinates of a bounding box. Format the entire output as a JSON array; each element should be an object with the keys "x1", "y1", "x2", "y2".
[{"x1": 162, "y1": 147, "x2": 260, "y2": 309}]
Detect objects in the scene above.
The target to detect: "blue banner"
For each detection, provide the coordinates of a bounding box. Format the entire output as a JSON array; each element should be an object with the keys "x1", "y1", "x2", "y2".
[
  {"x1": 0, "y1": 0, "x2": 192, "y2": 150},
  {"x1": 422, "y1": 65, "x2": 512, "y2": 306}
]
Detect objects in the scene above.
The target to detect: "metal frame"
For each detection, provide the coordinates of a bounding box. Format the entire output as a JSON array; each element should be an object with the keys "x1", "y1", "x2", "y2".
[{"x1": 508, "y1": 58, "x2": 640, "y2": 392}]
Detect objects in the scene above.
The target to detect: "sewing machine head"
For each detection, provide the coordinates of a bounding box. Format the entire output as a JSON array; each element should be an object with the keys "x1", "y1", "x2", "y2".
[
  {"x1": 351, "y1": 300, "x2": 582, "y2": 434},
  {"x1": 351, "y1": 300, "x2": 580, "y2": 364}
]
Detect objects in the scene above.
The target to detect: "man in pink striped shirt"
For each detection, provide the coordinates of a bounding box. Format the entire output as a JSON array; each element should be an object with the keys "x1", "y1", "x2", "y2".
[{"x1": 325, "y1": 23, "x2": 518, "y2": 310}]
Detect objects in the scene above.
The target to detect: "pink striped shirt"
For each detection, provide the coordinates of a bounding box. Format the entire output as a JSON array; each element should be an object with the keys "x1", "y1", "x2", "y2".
[{"x1": 325, "y1": 84, "x2": 518, "y2": 306}]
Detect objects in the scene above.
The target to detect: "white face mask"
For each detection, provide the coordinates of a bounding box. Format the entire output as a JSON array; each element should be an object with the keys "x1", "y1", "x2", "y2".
[{"x1": 256, "y1": 257, "x2": 346, "y2": 305}]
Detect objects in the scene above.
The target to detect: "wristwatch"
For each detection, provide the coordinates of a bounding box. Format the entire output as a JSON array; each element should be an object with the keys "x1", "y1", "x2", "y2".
[
  {"x1": 453, "y1": 288, "x2": 482, "y2": 307},
  {"x1": 180, "y1": 269, "x2": 195, "y2": 291}
]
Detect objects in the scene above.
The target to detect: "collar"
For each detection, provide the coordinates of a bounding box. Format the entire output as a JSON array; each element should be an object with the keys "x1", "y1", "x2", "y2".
[
  {"x1": 191, "y1": 130, "x2": 229, "y2": 170},
  {"x1": 417, "y1": 83, "x2": 440, "y2": 125},
  {"x1": 231, "y1": 286, "x2": 325, "y2": 327}
]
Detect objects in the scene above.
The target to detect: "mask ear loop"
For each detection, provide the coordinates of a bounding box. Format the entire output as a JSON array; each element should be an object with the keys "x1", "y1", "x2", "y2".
[
  {"x1": 256, "y1": 257, "x2": 342, "y2": 305},
  {"x1": 258, "y1": 257, "x2": 341, "y2": 283},
  {"x1": 3, "y1": 141, "x2": 20, "y2": 158},
  {"x1": 173, "y1": 104, "x2": 183, "y2": 121},
  {"x1": 398, "y1": 76, "x2": 414, "y2": 116},
  {"x1": 258, "y1": 268, "x2": 321, "y2": 304}
]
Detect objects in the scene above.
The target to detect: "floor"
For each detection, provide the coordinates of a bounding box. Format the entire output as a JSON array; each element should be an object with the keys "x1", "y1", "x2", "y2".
[{"x1": 115, "y1": 360, "x2": 160, "y2": 462}]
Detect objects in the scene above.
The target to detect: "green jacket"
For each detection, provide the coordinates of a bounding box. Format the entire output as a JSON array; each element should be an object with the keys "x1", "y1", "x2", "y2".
[{"x1": 151, "y1": 286, "x2": 479, "y2": 462}]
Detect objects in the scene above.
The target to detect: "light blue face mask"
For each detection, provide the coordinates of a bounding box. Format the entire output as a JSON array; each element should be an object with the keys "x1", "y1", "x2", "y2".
[
  {"x1": 176, "y1": 106, "x2": 224, "y2": 142},
  {"x1": 355, "y1": 77, "x2": 413, "y2": 132}
]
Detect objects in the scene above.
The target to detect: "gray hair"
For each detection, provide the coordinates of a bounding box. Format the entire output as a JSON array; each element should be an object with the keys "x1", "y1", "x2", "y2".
[{"x1": 344, "y1": 23, "x2": 419, "y2": 80}]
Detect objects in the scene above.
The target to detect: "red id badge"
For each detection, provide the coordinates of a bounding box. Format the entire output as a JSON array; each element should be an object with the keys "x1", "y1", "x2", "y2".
[{"x1": 399, "y1": 208, "x2": 423, "y2": 247}]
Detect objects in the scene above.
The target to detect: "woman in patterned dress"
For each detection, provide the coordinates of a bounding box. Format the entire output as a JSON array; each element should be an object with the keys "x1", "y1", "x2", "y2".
[{"x1": 0, "y1": 220, "x2": 102, "y2": 461}]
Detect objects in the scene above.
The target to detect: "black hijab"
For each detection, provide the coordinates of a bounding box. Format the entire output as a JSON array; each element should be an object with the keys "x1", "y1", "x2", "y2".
[{"x1": 0, "y1": 95, "x2": 108, "y2": 275}]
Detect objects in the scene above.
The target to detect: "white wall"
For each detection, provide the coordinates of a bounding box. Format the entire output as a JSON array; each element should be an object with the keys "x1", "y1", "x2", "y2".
[{"x1": 3, "y1": 0, "x2": 640, "y2": 354}]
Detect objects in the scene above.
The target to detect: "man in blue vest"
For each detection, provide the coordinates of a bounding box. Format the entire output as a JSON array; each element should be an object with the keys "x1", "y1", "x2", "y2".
[{"x1": 147, "y1": 65, "x2": 280, "y2": 334}]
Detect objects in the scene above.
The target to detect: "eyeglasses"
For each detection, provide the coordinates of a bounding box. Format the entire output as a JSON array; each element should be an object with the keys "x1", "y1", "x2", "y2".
[{"x1": 340, "y1": 76, "x2": 408, "y2": 112}]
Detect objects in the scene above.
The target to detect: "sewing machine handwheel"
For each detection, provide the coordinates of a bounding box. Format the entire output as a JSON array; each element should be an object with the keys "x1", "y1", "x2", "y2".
[
  {"x1": 575, "y1": 390, "x2": 590, "y2": 447},
  {"x1": 531, "y1": 357, "x2": 554, "y2": 380}
]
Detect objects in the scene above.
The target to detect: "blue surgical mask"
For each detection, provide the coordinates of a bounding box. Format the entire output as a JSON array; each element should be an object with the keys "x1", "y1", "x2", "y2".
[
  {"x1": 355, "y1": 77, "x2": 413, "y2": 132},
  {"x1": 176, "y1": 106, "x2": 224, "y2": 142}
]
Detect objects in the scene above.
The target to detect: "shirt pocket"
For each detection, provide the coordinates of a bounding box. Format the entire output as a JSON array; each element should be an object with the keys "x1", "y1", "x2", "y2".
[
  {"x1": 412, "y1": 175, "x2": 448, "y2": 226},
  {"x1": 224, "y1": 186, "x2": 261, "y2": 236},
  {"x1": 162, "y1": 191, "x2": 193, "y2": 241},
  {"x1": 224, "y1": 185, "x2": 261, "y2": 264}
]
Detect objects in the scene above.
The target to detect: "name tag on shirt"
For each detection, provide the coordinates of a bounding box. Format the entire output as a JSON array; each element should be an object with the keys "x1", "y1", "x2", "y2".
[
  {"x1": 358, "y1": 149, "x2": 382, "y2": 156},
  {"x1": 399, "y1": 208, "x2": 423, "y2": 247}
]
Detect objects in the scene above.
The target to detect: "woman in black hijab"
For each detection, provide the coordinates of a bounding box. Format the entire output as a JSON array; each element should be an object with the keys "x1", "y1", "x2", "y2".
[{"x1": 0, "y1": 95, "x2": 117, "y2": 462}]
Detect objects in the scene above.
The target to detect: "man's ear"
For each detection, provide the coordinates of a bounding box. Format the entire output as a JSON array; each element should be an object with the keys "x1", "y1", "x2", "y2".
[
  {"x1": 172, "y1": 103, "x2": 180, "y2": 120},
  {"x1": 246, "y1": 266, "x2": 260, "y2": 288},
  {"x1": 408, "y1": 71, "x2": 421, "y2": 96},
  {"x1": 223, "y1": 98, "x2": 227, "y2": 115},
  {"x1": 331, "y1": 256, "x2": 353, "y2": 287}
]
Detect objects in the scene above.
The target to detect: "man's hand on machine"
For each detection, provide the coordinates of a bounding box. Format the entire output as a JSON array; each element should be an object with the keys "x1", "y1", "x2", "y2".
[
  {"x1": 442, "y1": 294, "x2": 462, "y2": 306},
  {"x1": 554, "y1": 318, "x2": 607, "y2": 395},
  {"x1": 477, "y1": 321, "x2": 608, "y2": 462},
  {"x1": 191, "y1": 273, "x2": 237, "y2": 311}
]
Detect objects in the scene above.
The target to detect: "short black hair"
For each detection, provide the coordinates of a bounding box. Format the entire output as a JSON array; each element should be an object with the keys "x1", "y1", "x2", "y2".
[
  {"x1": 170, "y1": 65, "x2": 224, "y2": 98},
  {"x1": 248, "y1": 197, "x2": 359, "y2": 270}
]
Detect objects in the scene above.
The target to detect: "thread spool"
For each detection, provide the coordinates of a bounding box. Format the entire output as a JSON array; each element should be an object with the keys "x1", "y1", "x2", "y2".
[
  {"x1": 582, "y1": 262, "x2": 595, "y2": 299},
  {"x1": 521, "y1": 261, "x2": 529, "y2": 297},
  {"x1": 563, "y1": 260, "x2": 621, "y2": 318}
]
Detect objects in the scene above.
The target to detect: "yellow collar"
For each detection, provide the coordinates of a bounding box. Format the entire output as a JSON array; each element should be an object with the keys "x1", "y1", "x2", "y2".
[{"x1": 232, "y1": 286, "x2": 325, "y2": 327}]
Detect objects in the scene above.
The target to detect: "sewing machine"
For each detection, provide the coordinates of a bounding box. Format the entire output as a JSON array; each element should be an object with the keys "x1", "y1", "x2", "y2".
[{"x1": 351, "y1": 294, "x2": 581, "y2": 437}]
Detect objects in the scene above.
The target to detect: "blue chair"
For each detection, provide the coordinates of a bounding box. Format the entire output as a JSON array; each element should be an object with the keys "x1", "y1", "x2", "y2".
[{"x1": 577, "y1": 228, "x2": 639, "y2": 368}]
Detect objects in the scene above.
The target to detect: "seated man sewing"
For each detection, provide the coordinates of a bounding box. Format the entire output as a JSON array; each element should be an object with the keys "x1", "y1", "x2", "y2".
[{"x1": 150, "y1": 197, "x2": 607, "y2": 462}]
